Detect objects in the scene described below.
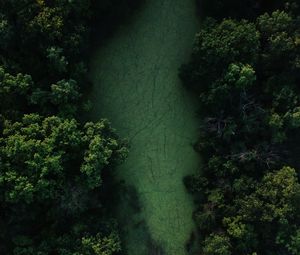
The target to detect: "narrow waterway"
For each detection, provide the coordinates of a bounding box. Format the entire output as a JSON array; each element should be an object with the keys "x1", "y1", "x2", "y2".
[{"x1": 89, "y1": 1, "x2": 200, "y2": 254}]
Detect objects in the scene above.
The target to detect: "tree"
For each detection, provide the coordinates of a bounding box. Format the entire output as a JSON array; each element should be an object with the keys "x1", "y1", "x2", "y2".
[
  {"x1": 0, "y1": 13, "x2": 13, "y2": 49},
  {"x1": 180, "y1": 19, "x2": 259, "y2": 90},
  {"x1": 287, "y1": 229, "x2": 300, "y2": 255},
  {"x1": 257, "y1": 11, "x2": 297, "y2": 74},
  {"x1": 202, "y1": 233, "x2": 231, "y2": 255},
  {"x1": 257, "y1": 11, "x2": 293, "y2": 39},
  {"x1": 238, "y1": 166, "x2": 300, "y2": 223},
  {"x1": 0, "y1": 66, "x2": 33, "y2": 118},
  {"x1": 81, "y1": 232, "x2": 121, "y2": 255},
  {"x1": 223, "y1": 216, "x2": 258, "y2": 253},
  {"x1": 0, "y1": 114, "x2": 127, "y2": 203}
]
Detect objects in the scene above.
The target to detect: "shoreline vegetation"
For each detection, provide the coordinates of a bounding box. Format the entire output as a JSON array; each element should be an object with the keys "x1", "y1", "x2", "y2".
[
  {"x1": 181, "y1": 0, "x2": 300, "y2": 254},
  {"x1": 0, "y1": 1, "x2": 140, "y2": 254}
]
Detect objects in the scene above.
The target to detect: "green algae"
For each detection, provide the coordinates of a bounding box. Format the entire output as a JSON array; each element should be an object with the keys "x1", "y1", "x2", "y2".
[{"x1": 89, "y1": 0, "x2": 200, "y2": 254}]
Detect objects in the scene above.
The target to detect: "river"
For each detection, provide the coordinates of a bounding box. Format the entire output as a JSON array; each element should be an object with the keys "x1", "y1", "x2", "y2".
[{"x1": 89, "y1": 0, "x2": 200, "y2": 254}]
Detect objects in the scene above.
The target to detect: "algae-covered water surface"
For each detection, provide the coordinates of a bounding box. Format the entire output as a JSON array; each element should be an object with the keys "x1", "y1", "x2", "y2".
[{"x1": 89, "y1": 0, "x2": 200, "y2": 254}]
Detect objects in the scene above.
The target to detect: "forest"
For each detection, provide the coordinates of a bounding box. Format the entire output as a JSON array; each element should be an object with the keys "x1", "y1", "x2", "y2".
[
  {"x1": 1, "y1": 0, "x2": 300, "y2": 254},
  {"x1": 0, "y1": 0, "x2": 140, "y2": 254},
  {"x1": 181, "y1": 0, "x2": 300, "y2": 254}
]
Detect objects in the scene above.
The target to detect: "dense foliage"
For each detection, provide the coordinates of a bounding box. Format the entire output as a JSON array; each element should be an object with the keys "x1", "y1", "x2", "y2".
[
  {"x1": 181, "y1": 1, "x2": 300, "y2": 254},
  {"x1": 0, "y1": 114, "x2": 127, "y2": 254},
  {"x1": 0, "y1": 0, "x2": 142, "y2": 254}
]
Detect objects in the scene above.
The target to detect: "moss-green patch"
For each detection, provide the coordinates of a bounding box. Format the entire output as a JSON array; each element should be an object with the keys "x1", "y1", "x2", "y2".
[{"x1": 89, "y1": 0, "x2": 200, "y2": 254}]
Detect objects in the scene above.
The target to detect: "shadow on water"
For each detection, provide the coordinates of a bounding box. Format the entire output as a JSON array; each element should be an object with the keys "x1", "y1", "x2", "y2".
[
  {"x1": 118, "y1": 181, "x2": 142, "y2": 214},
  {"x1": 148, "y1": 239, "x2": 165, "y2": 255},
  {"x1": 116, "y1": 182, "x2": 198, "y2": 255},
  {"x1": 115, "y1": 180, "x2": 167, "y2": 255}
]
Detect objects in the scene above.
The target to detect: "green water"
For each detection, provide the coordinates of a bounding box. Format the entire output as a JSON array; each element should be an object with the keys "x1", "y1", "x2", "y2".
[{"x1": 89, "y1": 0, "x2": 200, "y2": 254}]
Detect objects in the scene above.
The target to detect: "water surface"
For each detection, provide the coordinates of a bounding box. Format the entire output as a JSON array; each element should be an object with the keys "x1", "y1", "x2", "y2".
[{"x1": 89, "y1": 1, "x2": 200, "y2": 254}]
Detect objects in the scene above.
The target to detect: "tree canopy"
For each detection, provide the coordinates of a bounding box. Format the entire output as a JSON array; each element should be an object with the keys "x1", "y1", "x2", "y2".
[
  {"x1": 181, "y1": 2, "x2": 300, "y2": 254},
  {"x1": 0, "y1": 0, "x2": 142, "y2": 254}
]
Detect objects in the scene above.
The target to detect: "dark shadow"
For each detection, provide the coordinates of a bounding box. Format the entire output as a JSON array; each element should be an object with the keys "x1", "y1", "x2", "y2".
[
  {"x1": 88, "y1": 0, "x2": 146, "y2": 56},
  {"x1": 286, "y1": 134, "x2": 300, "y2": 172},
  {"x1": 196, "y1": 0, "x2": 296, "y2": 21},
  {"x1": 185, "y1": 231, "x2": 199, "y2": 255},
  {"x1": 147, "y1": 239, "x2": 165, "y2": 255},
  {"x1": 114, "y1": 180, "x2": 166, "y2": 255},
  {"x1": 119, "y1": 181, "x2": 142, "y2": 214}
]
